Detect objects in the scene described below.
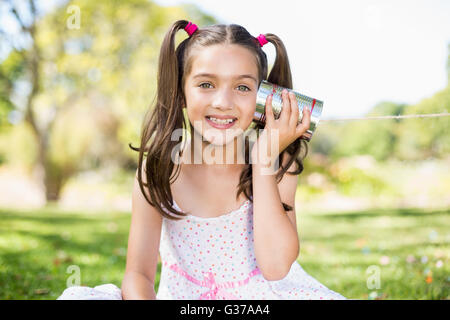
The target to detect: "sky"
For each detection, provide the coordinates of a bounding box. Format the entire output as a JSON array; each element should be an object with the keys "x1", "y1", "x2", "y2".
[{"x1": 154, "y1": 0, "x2": 450, "y2": 119}]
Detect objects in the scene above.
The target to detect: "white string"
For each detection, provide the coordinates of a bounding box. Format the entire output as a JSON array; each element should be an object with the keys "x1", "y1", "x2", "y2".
[{"x1": 319, "y1": 112, "x2": 450, "y2": 123}]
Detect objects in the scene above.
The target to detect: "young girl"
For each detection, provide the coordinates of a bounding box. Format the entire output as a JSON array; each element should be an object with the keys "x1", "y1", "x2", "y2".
[{"x1": 57, "y1": 20, "x2": 346, "y2": 300}]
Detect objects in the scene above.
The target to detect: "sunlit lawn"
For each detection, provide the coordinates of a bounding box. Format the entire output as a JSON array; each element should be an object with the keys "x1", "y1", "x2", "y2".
[
  {"x1": 0, "y1": 205, "x2": 448, "y2": 300},
  {"x1": 298, "y1": 207, "x2": 449, "y2": 300}
]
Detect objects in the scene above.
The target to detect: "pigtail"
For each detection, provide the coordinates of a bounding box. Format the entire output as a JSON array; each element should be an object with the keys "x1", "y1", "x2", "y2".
[
  {"x1": 130, "y1": 20, "x2": 194, "y2": 220},
  {"x1": 264, "y1": 34, "x2": 293, "y2": 90}
]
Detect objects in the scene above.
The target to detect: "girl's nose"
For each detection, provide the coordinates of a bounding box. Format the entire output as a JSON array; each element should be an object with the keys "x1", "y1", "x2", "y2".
[{"x1": 211, "y1": 89, "x2": 233, "y2": 110}]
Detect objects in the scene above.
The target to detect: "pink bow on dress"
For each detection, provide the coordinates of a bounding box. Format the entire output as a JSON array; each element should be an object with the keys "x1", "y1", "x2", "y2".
[{"x1": 165, "y1": 261, "x2": 261, "y2": 300}]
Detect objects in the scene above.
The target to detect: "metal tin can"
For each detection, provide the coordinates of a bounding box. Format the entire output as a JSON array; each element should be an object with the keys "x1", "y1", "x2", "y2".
[{"x1": 254, "y1": 80, "x2": 323, "y2": 141}]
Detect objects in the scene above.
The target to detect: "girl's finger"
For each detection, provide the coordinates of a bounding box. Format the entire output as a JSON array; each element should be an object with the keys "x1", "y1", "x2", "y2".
[
  {"x1": 296, "y1": 106, "x2": 311, "y2": 136},
  {"x1": 265, "y1": 94, "x2": 274, "y2": 126},
  {"x1": 289, "y1": 91, "x2": 299, "y2": 129},
  {"x1": 280, "y1": 89, "x2": 291, "y2": 123}
]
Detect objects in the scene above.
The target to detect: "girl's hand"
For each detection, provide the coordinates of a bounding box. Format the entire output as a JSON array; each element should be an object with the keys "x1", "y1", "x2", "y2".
[{"x1": 251, "y1": 89, "x2": 311, "y2": 166}]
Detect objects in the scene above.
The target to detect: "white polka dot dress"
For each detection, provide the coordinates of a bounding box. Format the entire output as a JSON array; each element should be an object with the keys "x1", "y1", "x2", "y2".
[
  {"x1": 156, "y1": 198, "x2": 347, "y2": 300},
  {"x1": 56, "y1": 198, "x2": 347, "y2": 300}
]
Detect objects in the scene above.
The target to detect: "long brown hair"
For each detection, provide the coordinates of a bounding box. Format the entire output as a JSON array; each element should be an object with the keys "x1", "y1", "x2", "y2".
[{"x1": 129, "y1": 20, "x2": 308, "y2": 220}]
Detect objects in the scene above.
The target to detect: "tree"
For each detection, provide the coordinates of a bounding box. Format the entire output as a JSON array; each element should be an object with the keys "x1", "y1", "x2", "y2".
[
  {"x1": 395, "y1": 86, "x2": 450, "y2": 160},
  {"x1": 324, "y1": 101, "x2": 406, "y2": 161}
]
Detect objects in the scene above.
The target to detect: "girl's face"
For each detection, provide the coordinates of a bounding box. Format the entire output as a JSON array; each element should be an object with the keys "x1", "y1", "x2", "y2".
[{"x1": 183, "y1": 44, "x2": 259, "y2": 146}]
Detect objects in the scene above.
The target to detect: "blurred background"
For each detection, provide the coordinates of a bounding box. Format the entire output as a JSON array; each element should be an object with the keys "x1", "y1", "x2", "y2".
[{"x1": 0, "y1": 0, "x2": 448, "y2": 300}]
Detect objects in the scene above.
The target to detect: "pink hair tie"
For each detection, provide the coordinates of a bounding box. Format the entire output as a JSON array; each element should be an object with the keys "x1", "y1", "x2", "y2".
[
  {"x1": 184, "y1": 21, "x2": 198, "y2": 36},
  {"x1": 256, "y1": 34, "x2": 268, "y2": 47}
]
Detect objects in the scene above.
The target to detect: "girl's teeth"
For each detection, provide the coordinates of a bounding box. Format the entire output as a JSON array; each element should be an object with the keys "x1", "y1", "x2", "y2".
[{"x1": 208, "y1": 117, "x2": 235, "y2": 124}]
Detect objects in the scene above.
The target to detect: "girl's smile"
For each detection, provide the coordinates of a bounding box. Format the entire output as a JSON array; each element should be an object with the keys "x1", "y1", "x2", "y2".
[{"x1": 205, "y1": 115, "x2": 238, "y2": 129}]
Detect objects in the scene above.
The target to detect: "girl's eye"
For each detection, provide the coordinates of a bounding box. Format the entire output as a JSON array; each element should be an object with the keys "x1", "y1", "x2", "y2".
[
  {"x1": 199, "y1": 83, "x2": 213, "y2": 89},
  {"x1": 237, "y1": 85, "x2": 250, "y2": 92}
]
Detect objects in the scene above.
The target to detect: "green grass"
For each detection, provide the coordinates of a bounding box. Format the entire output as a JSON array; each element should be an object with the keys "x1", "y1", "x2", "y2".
[
  {"x1": 0, "y1": 205, "x2": 448, "y2": 300},
  {"x1": 297, "y1": 207, "x2": 449, "y2": 300}
]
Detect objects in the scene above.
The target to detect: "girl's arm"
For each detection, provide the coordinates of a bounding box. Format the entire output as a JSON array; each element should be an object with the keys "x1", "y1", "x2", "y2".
[
  {"x1": 251, "y1": 90, "x2": 309, "y2": 281},
  {"x1": 251, "y1": 155, "x2": 300, "y2": 281},
  {"x1": 121, "y1": 165, "x2": 162, "y2": 300}
]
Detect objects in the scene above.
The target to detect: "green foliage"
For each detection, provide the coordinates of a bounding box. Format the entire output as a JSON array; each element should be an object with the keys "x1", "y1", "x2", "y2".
[
  {"x1": 326, "y1": 102, "x2": 405, "y2": 161},
  {"x1": 447, "y1": 43, "x2": 450, "y2": 83},
  {"x1": 395, "y1": 86, "x2": 450, "y2": 160},
  {"x1": 312, "y1": 88, "x2": 450, "y2": 161},
  {"x1": 0, "y1": 122, "x2": 37, "y2": 169},
  {"x1": 0, "y1": 50, "x2": 26, "y2": 131},
  {"x1": 329, "y1": 165, "x2": 389, "y2": 197},
  {"x1": 332, "y1": 120, "x2": 395, "y2": 161}
]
